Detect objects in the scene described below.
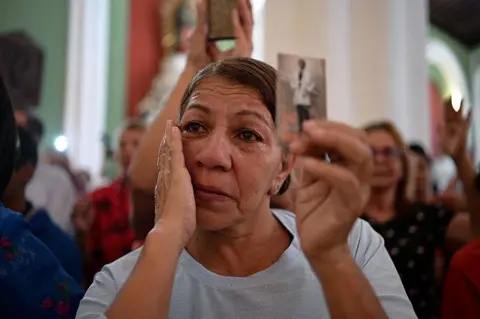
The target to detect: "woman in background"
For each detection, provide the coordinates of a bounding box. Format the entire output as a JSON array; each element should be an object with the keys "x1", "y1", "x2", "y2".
[
  {"x1": 72, "y1": 121, "x2": 145, "y2": 285},
  {"x1": 363, "y1": 120, "x2": 471, "y2": 319},
  {"x1": 0, "y1": 75, "x2": 84, "y2": 318}
]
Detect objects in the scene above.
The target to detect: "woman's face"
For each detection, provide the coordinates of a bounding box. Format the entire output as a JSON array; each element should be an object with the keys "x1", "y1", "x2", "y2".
[
  {"x1": 180, "y1": 77, "x2": 291, "y2": 231},
  {"x1": 366, "y1": 129, "x2": 403, "y2": 189},
  {"x1": 118, "y1": 128, "x2": 144, "y2": 171}
]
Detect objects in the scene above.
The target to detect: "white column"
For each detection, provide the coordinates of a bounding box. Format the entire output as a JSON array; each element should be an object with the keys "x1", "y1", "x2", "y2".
[
  {"x1": 473, "y1": 66, "x2": 480, "y2": 162},
  {"x1": 251, "y1": 0, "x2": 266, "y2": 61},
  {"x1": 63, "y1": 0, "x2": 110, "y2": 180},
  {"x1": 262, "y1": 0, "x2": 430, "y2": 148}
]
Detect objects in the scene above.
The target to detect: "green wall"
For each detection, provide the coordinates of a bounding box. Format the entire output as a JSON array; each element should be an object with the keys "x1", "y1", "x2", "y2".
[
  {"x1": 0, "y1": 0, "x2": 129, "y2": 155},
  {"x1": 469, "y1": 45, "x2": 480, "y2": 87},
  {"x1": 429, "y1": 64, "x2": 449, "y2": 97},
  {"x1": 102, "y1": 0, "x2": 130, "y2": 179},
  {"x1": 429, "y1": 26, "x2": 471, "y2": 81},
  {"x1": 0, "y1": 0, "x2": 69, "y2": 148},
  {"x1": 106, "y1": 0, "x2": 129, "y2": 135}
]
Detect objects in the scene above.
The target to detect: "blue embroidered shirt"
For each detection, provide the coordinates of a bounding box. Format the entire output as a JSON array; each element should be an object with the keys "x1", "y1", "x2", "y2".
[
  {"x1": 27, "y1": 207, "x2": 83, "y2": 284},
  {"x1": 0, "y1": 203, "x2": 85, "y2": 319}
]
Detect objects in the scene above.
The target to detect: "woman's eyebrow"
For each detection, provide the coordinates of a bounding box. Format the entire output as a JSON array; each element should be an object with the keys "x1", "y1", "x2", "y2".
[
  {"x1": 186, "y1": 103, "x2": 211, "y2": 114},
  {"x1": 234, "y1": 110, "x2": 272, "y2": 127}
]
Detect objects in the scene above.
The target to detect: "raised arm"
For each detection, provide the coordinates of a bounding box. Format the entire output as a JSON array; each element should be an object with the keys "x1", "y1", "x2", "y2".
[
  {"x1": 290, "y1": 121, "x2": 412, "y2": 318},
  {"x1": 128, "y1": 1, "x2": 210, "y2": 193},
  {"x1": 128, "y1": 0, "x2": 254, "y2": 239},
  {"x1": 440, "y1": 100, "x2": 480, "y2": 238},
  {"x1": 127, "y1": 0, "x2": 210, "y2": 239}
]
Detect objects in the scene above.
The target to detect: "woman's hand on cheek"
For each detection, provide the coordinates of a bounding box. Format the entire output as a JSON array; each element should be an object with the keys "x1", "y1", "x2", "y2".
[
  {"x1": 152, "y1": 120, "x2": 196, "y2": 249},
  {"x1": 290, "y1": 121, "x2": 373, "y2": 263}
]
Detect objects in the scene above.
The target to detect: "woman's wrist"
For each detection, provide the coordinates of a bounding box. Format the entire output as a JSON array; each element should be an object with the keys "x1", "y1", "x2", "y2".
[
  {"x1": 306, "y1": 244, "x2": 353, "y2": 272},
  {"x1": 143, "y1": 223, "x2": 187, "y2": 257},
  {"x1": 185, "y1": 60, "x2": 207, "y2": 75}
]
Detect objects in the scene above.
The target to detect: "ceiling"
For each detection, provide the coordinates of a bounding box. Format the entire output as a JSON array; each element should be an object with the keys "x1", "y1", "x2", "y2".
[{"x1": 429, "y1": 0, "x2": 480, "y2": 48}]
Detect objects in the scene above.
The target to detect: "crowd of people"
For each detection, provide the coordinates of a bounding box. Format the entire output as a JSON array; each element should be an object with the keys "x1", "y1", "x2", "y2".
[{"x1": 1, "y1": 0, "x2": 480, "y2": 318}]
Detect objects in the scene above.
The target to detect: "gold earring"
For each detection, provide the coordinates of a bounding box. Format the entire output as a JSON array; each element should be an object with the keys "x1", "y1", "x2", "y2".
[{"x1": 275, "y1": 184, "x2": 281, "y2": 194}]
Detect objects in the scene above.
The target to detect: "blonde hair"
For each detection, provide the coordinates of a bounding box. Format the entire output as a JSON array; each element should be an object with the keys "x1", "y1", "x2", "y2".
[
  {"x1": 363, "y1": 120, "x2": 410, "y2": 211},
  {"x1": 113, "y1": 118, "x2": 146, "y2": 150},
  {"x1": 123, "y1": 118, "x2": 146, "y2": 133}
]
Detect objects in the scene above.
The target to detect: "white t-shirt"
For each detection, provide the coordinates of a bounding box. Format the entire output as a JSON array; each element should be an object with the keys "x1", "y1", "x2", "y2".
[
  {"x1": 76, "y1": 210, "x2": 416, "y2": 319},
  {"x1": 26, "y1": 164, "x2": 77, "y2": 236}
]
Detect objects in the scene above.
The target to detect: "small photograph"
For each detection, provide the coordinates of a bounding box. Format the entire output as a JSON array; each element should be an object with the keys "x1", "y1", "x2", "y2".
[{"x1": 276, "y1": 53, "x2": 326, "y2": 145}]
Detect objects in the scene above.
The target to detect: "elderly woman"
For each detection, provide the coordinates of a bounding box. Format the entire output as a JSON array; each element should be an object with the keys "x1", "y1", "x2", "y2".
[{"x1": 76, "y1": 2, "x2": 414, "y2": 319}]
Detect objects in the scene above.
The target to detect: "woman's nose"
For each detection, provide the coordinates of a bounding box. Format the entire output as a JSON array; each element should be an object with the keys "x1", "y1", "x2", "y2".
[
  {"x1": 372, "y1": 152, "x2": 388, "y2": 164},
  {"x1": 195, "y1": 132, "x2": 232, "y2": 171}
]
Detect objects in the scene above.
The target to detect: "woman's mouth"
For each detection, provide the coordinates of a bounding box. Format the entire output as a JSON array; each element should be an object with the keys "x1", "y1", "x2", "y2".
[{"x1": 193, "y1": 184, "x2": 232, "y2": 202}]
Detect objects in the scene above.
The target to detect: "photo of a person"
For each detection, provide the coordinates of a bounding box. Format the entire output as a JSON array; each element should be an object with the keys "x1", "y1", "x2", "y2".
[
  {"x1": 291, "y1": 58, "x2": 316, "y2": 130},
  {"x1": 276, "y1": 53, "x2": 326, "y2": 138}
]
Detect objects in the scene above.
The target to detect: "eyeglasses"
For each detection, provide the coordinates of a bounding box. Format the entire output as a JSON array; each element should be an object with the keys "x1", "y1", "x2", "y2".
[{"x1": 371, "y1": 147, "x2": 402, "y2": 159}]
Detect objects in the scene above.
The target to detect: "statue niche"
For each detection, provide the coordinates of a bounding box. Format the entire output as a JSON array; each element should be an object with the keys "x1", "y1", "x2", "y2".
[
  {"x1": 0, "y1": 31, "x2": 44, "y2": 109},
  {"x1": 138, "y1": 0, "x2": 195, "y2": 120}
]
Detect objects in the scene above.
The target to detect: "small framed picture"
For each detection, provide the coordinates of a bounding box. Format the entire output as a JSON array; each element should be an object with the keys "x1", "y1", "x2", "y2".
[{"x1": 276, "y1": 53, "x2": 327, "y2": 146}]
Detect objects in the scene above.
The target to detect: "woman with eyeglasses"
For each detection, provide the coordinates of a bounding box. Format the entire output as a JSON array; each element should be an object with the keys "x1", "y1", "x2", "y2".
[{"x1": 362, "y1": 121, "x2": 471, "y2": 319}]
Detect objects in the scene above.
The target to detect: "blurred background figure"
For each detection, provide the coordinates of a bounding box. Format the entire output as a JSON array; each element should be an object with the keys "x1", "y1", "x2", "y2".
[
  {"x1": 2, "y1": 126, "x2": 83, "y2": 283},
  {"x1": 362, "y1": 120, "x2": 471, "y2": 319},
  {"x1": 72, "y1": 120, "x2": 145, "y2": 285},
  {"x1": 408, "y1": 143, "x2": 436, "y2": 202},
  {"x1": 13, "y1": 109, "x2": 79, "y2": 237},
  {"x1": 439, "y1": 100, "x2": 480, "y2": 319},
  {"x1": 0, "y1": 72, "x2": 84, "y2": 319}
]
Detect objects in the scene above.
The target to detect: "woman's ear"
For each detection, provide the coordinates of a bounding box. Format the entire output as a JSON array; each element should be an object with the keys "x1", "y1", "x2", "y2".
[
  {"x1": 272, "y1": 153, "x2": 295, "y2": 195},
  {"x1": 282, "y1": 153, "x2": 295, "y2": 179}
]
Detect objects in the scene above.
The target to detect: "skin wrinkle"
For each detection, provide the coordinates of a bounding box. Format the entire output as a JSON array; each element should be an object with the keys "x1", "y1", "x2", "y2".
[{"x1": 179, "y1": 77, "x2": 292, "y2": 276}]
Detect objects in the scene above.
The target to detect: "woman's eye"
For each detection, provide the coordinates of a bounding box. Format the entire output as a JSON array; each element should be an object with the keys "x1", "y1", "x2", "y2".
[
  {"x1": 183, "y1": 122, "x2": 205, "y2": 133},
  {"x1": 238, "y1": 129, "x2": 261, "y2": 142}
]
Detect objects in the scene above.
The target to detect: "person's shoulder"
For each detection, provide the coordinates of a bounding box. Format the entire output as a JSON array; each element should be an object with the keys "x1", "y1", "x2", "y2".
[
  {"x1": 0, "y1": 205, "x2": 26, "y2": 233},
  {"x1": 347, "y1": 219, "x2": 385, "y2": 262},
  {"x1": 271, "y1": 209, "x2": 296, "y2": 232},
  {"x1": 89, "y1": 181, "x2": 118, "y2": 199},
  {"x1": 412, "y1": 201, "x2": 453, "y2": 223},
  {"x1": 35, "y1": 164, "x2": 75, "y2": 186},
  {"x1": 35, "y1": 163, "x2": 64, "y2": 176},
  {"x1": 449, "y1": 239, "x2": 480, "y2": 274},
  {"x1": 98, "y1": 248, "x2": 142, "y2": 285},
  {"x1": 34, "y1": 209, "x2": 79, "y2": 246}
]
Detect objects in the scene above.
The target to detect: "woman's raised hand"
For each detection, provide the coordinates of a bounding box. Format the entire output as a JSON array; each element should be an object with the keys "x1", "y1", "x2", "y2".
[
  {"x1": 208, "y1": 0, "x2": 254, "y2": 60},
  {"x1": 186, "y1": 0, "x2": 212, "y2": 70},
  {"x1": 186, "y1": 0, "x2": 253, "y2": 71},
  {"x1": 153, "y1": 120, "x2": 196, "y2": 247},
  {"x1": 290, "y1": 121, "x2": 373, "y2": 262},
  {"x1": 439, "y1": 99, "x2": 471, "y2": 161}
]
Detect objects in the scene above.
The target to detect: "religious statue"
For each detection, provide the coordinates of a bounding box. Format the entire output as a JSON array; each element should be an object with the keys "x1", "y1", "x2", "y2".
[
  {"x1": 0, "y1": 31, "x2": 44, "y2": 110},
  {"x1": 138, "y1": 0, "x2": 196, "y2": 120}
]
